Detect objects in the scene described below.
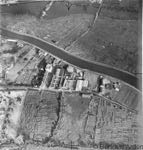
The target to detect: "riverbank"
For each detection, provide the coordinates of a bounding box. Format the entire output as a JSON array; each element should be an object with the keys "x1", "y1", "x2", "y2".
[
  {"x1": 0, "y1": 12, "x2": 139, "y2": 75},
  {"x1": 67, "y1": 17, "x2": 139, "y2": 74},
  {"x1": 0, "y1": 0, "x2": 140, "y2": 74},
  {"x1": 1, "y1": 28, "x2": 140, "y2": 90}
]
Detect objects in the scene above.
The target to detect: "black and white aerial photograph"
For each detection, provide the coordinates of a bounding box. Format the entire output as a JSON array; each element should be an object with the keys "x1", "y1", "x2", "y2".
[{"x1": 0, "y1": 0, "x2": 142, "y2": 150}]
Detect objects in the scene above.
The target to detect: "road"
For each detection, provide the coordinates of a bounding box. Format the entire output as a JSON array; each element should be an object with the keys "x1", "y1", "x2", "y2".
[
  {"x1": 0, "y1": 84, "x2": 138, "y2": 113},
  {"x1": 0, "y1": 28, "x2": 140, "y2": 90}
]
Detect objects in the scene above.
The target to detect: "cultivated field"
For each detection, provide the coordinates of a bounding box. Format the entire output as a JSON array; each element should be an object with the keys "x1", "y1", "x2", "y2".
[
  {"x1": 19, "y1": 90, "x2": 59, "y2": 142},
  {"x1": 52, "y1": 92, "x2": 140, "y2": 147}
]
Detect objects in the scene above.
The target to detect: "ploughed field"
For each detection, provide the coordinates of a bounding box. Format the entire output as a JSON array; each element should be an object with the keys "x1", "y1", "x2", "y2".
[
  {"x1": 19, "y1": 90, "x2": 59, "y2": 142},
  {"x1": 52, "y1": 92, "x2": 141, "y2": 147},
  {"x1": 1, "y1": 89, "x2": 140, "y2": 149}
]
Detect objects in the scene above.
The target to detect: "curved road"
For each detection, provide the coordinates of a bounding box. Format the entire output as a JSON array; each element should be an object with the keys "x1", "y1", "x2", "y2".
[{"x1": 0, "y1": 28, "x2": 140, "y2": 90}]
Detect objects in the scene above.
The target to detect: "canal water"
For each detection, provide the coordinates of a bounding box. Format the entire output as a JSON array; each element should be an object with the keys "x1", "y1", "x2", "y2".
[{"x1": 0, "y1": 1, "x2": 98, "y2": 18}]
